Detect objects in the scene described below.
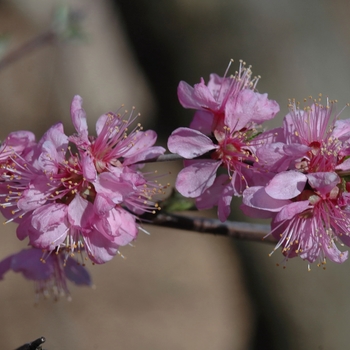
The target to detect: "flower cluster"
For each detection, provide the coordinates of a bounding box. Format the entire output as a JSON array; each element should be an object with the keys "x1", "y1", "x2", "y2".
[
  {"x1": 169, "y1": 61, "x2": 350, "y2": 267},
  {"x1": 242, "y1": 98, "x2": 350, "y2": 266},
  {"x1": 0, "y1": 95, "x2": 165, "y2": 298},
  {"x1": 168, "y1": 60, "x2": 280, "y2": 221},
  {"x1": 2, "y1": 60, "x2": 350, "y2": 300}
]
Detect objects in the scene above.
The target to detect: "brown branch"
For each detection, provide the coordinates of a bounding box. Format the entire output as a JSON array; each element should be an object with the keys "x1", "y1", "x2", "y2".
[
  {"x1": 134, "y1": 152, "x2": 254, "y2": 166},
  {"x1": 144, "y1": 153, "x2": 184, "y2": 163},
  {"x1": 148, "y1": 212, "x2": 276, "y2": 244},
  {"x1": 0, "y1": 31, "x2": 56, "y2": 72}
]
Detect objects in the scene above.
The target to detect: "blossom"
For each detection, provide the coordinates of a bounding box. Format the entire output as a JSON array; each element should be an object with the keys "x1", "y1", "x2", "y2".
[
  {"x1": 241, "y1": 97, "x2": 350, "y2": 266},
  {"x1": 69, "y1": 95, "x2": 165, "y2": 173},
  {"x1": 0, "y1": 248, "x2": 92, "y2": 300},
  {"x1": 11, "y1": 143, "x2": 139, "y2": 264},
  {"x1": 255, "y1": 98, "x2": 350, "y2": 174},
  {"x1": 242, "y1": 171, "x2": 350, "y2": 266},
  {"x1": 0, "y1": 125, "x2": 65, "y2": 224},
  {"x1": 168, "y1": 63, "x2": 279, "y2": 221},
  {"x1": 0, "y1": 130, "x2": 36, "y2": 162},
  {"x1": 178, "y1": 60, "x2": 263, "y2": 134},
  {"x1": 0, "y1": 96, "x2": 165, "y2": 264}
]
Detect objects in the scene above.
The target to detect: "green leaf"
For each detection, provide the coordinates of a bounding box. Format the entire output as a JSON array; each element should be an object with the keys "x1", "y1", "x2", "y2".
[{"x1": 160, "y1": 189, "x2": 195, "y2": 212}]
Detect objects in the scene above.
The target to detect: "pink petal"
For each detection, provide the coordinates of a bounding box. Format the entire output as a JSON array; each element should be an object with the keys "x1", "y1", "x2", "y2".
[
  {"x1": 265, "y1": 171, "x2": 307, "y2": 200},
  {"x1": 38, "y1": 140, "x2": 61, "y2": 173},
  {"x1": 283, "y1": 143, "x2": 310, "y2": 157},
  {"x1": 81, "y1": 152, "x2": 97, "y2": 181},
  {"x1": 94, "y1": 172, "x2": 131, "y2": 204},
  {"x1": 83, "y1": 229, "x2": 119, "y2": 264},
  {"x1": 196, "y1": 174, "x2": 229, "y2": 210},
  {"x1": 217, "y1": 183, "x2": 235, "y2": 222},
  {"x1": 10, "y1": 249, "x2": 53, "y2": 280},
  {"x1": 16, "y1": 215, "x2": 32, "y2": 240},
  {"x1": 94, "y1": 194, "x2": 115, "y2": 216},
  {"x1": 30, "y1": 204, "x2": 69, "y2": 249},
  {"x1": 306, "y1": 172, "x2": 340, "y2": 196},
  {"x1": 122, "y1": 130, "x2": 157, "y2": 158},
  {"x1": 94, "y1": 208, "x2": 138, "y2": 246},
  {"x1": 38, "y1": 123, "x2": 68, "y2": 152},
  {"x1": 5, "y1": 130, "x2": 36, "y2": 147},
  {"x1": 231, "y1": 169, "x2": 250, "y2": 196},
  {"x1": 255, "y1": 143, "x2": 291, "y2": 173},
  {"x1": 333, "y1": 119, "x2": 350, "y2": 141},
  {"x1": 113, "y1": 209, "x2": 138, "y2": 246},
  {"x1": 274, "y1": 200, "x2": 310, "y2": 222},
  {"x1": 177, "y1": 80, "x2": 219, "y2": 110},
  {"x1": 17, "y1": 177, "x2": 51, "y2": 211},
  {"x1": 0, "y1": 255, "x2": 12, "y2": 280},
  {"x1": 240, "y1": 203, "x2": 275, "y2": 219},
  {"x1": 65, "y1": 258, "x2": 92, "y2": 286},
  {"x1": 336, "y1": 158, "x2": 350, "y2": 171},
  {"x1": 68, "y1": 195, "x2": 93, "y2": 228},
  {"x1": 189, "y1": 110, "x2": 214, "y2": 135},
  {"x1": 175, "y1": 160, "x2": 221, "y2": 198},
  {"x1": 225, "y1": 90, "x2": 279, "y2": 131},
  {"x1": 207, "y1": 73, "x2": 233, "y2": 105},
  {"x1": 242, "y1": 186, "x2": 291, "y2": 212},
  {"x1": 30, "y1": 222, "x2": 68, "y2": 250},
  {"x1": 123, "y1": 146, "x2": 165, "y2": 166},
  {"x1": 322, "y1": 240, "x2": 348, "y2": 264},
  {"x1": 70, "y1": 95, "x2": 89, "y2": 143},
  {"x1": 0, "y1": 130, "x2": 36, "y2": 161},
  {"x1": 168, "y1": 128, "x2": 217, "y2": 158},
  {"x1": 95, "y1": 113, "x2": 109, "y2": 135}
]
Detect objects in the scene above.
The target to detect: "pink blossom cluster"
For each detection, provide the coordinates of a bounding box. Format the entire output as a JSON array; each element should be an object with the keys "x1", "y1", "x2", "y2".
[
  {"x1": 242, "y1": 99, "x2": 350, "y2": 266},
  {"x1": 2, "y1": 61, "x2": 350, "y2": 300},
  {"x1": 168, "y1": 61, "x2": 280, "y2": 220},
  {"x1": 168, "y1": 61, "x2": 350, "y2": 267},
  {"x1": 0, "y1": 96, "x2": 165, "y2": 298}
]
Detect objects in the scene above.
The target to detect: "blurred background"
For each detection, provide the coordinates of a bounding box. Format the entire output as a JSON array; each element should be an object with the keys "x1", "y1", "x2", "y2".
[{"x1": 1, "y1": 0, "x2": 350, "y2": 349}]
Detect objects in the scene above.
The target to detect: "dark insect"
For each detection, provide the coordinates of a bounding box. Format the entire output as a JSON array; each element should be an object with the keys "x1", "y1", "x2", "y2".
[{"x1": 15, "y1": 336, "x2": 46, "y2": 350}]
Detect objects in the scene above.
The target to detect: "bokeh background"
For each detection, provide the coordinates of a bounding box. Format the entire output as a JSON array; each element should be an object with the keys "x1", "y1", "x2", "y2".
[{"x1": 1, "y1": 0, "x2": 350, "y2": 349}]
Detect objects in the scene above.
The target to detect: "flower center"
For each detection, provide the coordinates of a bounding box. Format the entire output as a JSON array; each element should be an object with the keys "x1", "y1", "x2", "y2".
[
  {"x1": 51, "y1": 156, "x2": 94, "y2": 205},
  {"x1": 211, "y1": 127, "x2": 253, "y2": 174}
]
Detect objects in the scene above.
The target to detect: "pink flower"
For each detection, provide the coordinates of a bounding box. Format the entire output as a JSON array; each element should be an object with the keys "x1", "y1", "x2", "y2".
[
  {"x1": 178, "y1": 61, "x2": 254, "y2": 134},
  {"x1": 0, "y1": 123, "x2": 67, "y2": 223},
  {"x1": 168, "y1": 82, "x2": 279, "y2": 220},
  {"x1": 169, "y1": 62, "x2": 279, "y2": 221},
  {"x1": 0, "y1": 96, "x2": 165, "y2": 264},
  {"x1": 69, "y1": 95, "x2": 165, "y2": 173},
  {"x1": 256, "y1": 98, "x2": 350, "y2": 174},
  {"x1": 0, "y1": 130, "x2": 36, "y2": 163},
  {"x1": 12, "y1": 142, "x2": 142, "y2": 264},
  {"x1": 178, "y1": 60, "x2": 279, "y2": 135},
  {"x1": 241, "y1": 98, "x2": 350, "y2": 265},
  {"x1": 0, "y1": 248, "x2": 92, "y2": 300},
  {"x1": 242, "y1": 171, "x2": 350, "y2": 265}
]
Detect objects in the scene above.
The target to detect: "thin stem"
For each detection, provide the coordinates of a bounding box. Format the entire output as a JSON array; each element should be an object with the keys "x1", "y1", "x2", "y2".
[
  {"x1": 147, "y1": 212, "x2": 276, "y2": 244},
  {"x1": 134, "y1": 153, "x2": 185, "y2": 164},
  {"x1": 134, "y1": 152, "x2": 254, "y2": 165},
  {"x1": 0, "y1": 31, "x2": 56, "y2": 72}
]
